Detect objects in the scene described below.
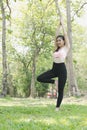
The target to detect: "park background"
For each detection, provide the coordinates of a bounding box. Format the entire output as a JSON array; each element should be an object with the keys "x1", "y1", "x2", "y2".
[{"x1": 0, "y1": 0, "x2": 87, "y2": 130}]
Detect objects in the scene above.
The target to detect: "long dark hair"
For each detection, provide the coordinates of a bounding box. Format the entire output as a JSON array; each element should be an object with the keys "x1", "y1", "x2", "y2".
[{"x1": 55, "y1": 35, "x2": 65, "y2": 52}]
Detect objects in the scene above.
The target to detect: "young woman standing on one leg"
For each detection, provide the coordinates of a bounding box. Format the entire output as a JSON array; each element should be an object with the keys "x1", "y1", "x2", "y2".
[{"x1": 37, "y1": 19, "x2": 70, "y2": 111}]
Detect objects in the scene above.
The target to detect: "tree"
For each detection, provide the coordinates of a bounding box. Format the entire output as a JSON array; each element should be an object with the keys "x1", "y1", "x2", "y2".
[
  {"x1": 13, "y1": 0, "x2": 57, "y2": 97},
  {"x1": 0, "y1": 1, "x2": 7, "y2": 96},
  {"x1": 66, "y1": 0, "x2": 80, "y2": 96}
]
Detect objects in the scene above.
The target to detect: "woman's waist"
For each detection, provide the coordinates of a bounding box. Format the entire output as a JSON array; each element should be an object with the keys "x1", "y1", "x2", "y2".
[
  {"x1": 53, "y1": 62, "x2": 65, "y2": 66},
  {"x1": 53, "y1": 57, "x2": 65, "y2": 63},
  {"x1": 52, "y1": 62, "x2": 66, "y2": 70}
]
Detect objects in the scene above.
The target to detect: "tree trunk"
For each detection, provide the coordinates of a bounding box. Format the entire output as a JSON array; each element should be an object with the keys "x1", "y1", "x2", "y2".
[
  {"x1": 7, "y1": 63, "x2": 14, "y2": 97},
  {"x1": 1, "y1": 1, "x2": 8, "y2": 96},
  {"x1": 66, "y1": 0, "x2": 80, "y2": 96},
  {"x1": 30, "y1": 53, "x2": 36, "y2": 98}
]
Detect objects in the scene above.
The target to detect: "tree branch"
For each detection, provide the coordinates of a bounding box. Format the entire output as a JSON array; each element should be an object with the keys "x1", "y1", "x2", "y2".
[
  {"x1": 71, "y1": 2, "x2": 87, "y2": 22},
  {"x1": 6, "y1": 0, "x2": 11, "y2": 15},
  {"x1": 54, "y1": 0, "x2": 62, "y2": 18},
  {"x1": 45, "y1": 0, "x2": 54, "y2": 11}
]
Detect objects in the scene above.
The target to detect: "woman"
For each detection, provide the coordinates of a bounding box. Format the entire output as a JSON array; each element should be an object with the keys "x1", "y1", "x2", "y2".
[{"x1": 37, "y1": 19, "x2": 70, "y2": 111}]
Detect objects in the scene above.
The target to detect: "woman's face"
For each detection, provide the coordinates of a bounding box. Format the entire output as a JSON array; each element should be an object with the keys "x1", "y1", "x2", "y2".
[{"x1": 56, "y1": 37, "x2": 65, "y2": 48}]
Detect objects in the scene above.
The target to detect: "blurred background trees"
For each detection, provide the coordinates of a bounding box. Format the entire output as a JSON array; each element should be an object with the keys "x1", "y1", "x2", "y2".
[{"x1": 0, "y1": 0, "x2": 87, "y2": 98}]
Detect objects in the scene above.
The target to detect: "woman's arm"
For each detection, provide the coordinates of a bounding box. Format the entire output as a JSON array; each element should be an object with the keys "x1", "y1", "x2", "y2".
[
  {"x1": 60, "y1": 18, "x2": 70, "y2": 49},
  {"x1": 54, "y1": 23, "x2": 61, "y2": 50},
  {"x1": 55, "y1": 23, "x2": 61, "y2": 37},
  {"x1": 54, "y1": 23, "x2": 61, "y2": 49}
]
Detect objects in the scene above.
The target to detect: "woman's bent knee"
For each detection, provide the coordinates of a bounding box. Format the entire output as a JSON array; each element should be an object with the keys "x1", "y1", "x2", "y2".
[{"x1": 37, "y1": 76, "x2": 41, "y2": 82}]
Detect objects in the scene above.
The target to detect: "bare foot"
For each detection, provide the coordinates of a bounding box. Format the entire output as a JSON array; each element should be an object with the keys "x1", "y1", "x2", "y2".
[{"x1": 55, "y1": 107, "x2": 60, "y2": 111}]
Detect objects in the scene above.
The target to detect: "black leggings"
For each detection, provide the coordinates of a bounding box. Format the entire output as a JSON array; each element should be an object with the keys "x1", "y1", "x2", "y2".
[{"x1": 37, "y1": 62, "x2": 67, "y2": 107}]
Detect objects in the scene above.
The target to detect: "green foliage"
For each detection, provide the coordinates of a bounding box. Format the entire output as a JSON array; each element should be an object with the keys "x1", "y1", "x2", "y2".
[
  {"x1": 73, "y1": 46, "x2": 87, "y2": 91},
  {"x1": 7, "y1": 0, "x2": 57, "y2": 97},
  {"x1": 7, "y1": 29, "x2": 13, "y2": 34},
  {"x1": 36, "y1": 82, "x2": 49, "y2": 97},
  {"x1": 5, "y1": 14, "x2": 11, "y2": 20},
  {"x1": 0, "y1": 0, "x2": 87, "y2": 97},
  {"x1": 72, "y1": 22, "x2": 87, "y2": 91}
]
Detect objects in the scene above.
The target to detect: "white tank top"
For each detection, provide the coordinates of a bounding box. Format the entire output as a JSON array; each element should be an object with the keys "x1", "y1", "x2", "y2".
[{"x1": 53, "y1": 46, "x2": 69, "y2": 63}]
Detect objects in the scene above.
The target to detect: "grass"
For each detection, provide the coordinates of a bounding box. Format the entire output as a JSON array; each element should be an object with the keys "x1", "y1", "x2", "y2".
[{"x1": 0, "y1": 98, "x2": 87, "y2": 130}]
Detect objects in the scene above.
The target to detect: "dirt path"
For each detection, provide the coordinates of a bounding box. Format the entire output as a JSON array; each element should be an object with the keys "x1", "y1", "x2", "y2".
[
  {"x1": 63, "y1": 95, "x2": 87, "y2": 105},
  {"x1": 0, "y1": 95, "x2": 87, "y2": 106}
]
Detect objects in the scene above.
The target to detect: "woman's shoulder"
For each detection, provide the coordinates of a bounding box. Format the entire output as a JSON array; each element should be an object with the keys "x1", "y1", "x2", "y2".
[
  {"x1": 63, "y1": 46, "x2": 69, "y2": 51},
  {"x1": 60, "y1": 46, "x2": 69, "y2": 55}
]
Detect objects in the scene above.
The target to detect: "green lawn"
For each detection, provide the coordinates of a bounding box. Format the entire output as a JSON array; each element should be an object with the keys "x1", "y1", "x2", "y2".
[{"x1": 0, "y1": 98, "x2": 87, "y2": 130}]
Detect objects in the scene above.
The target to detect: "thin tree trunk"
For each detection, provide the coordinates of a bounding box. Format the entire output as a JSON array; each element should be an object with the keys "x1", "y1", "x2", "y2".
[
  {"x1": 7, "y1": 63, "x2": 14, "y2": 96},
  {"x1": 66, "y1": 0, "x2": 80, "y2": 96},
  {"x1": 1, "y1": 1, "x2": 8, "y2": 96},
  {"x1": 30, "y1": 53, "x2": 36, "y2": 98}
]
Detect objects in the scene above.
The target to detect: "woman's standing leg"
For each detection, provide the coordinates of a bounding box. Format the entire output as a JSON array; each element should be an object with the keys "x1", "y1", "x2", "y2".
[
  {"x1": 56, "y1": 73, "x2": 67, "y2": 108},
  {"x1": 37, "y1": 69, "x2": 56, "y2": 84}
]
